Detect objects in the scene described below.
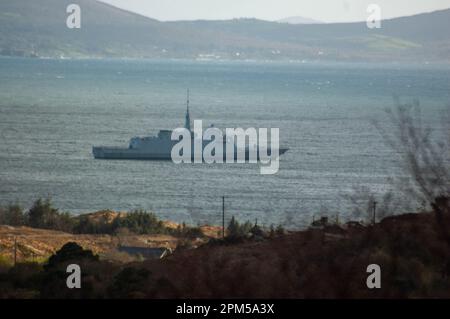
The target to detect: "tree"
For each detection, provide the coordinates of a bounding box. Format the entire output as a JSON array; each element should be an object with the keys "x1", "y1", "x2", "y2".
[
  {"x1": 380, "y1": 100, "x2": 450, "y2": 242},
  {"x1": 227, "y1": 216, "x2": 240, "y2": 239},
  {"x1": 112, "y1": 210, "x2": 166, "y2": 235},
  {"x1": 41, "y1": 242, "x2": 103, "y2": 299},
  {"x1": 250, "y1": 223, "x2": 264, "y2": 238},
  {"x1": 28, "y1": 198, "x2": 57, "y2": 229},
  {"x1": 0, "y1": 203, "x2": 25, "y2": 226},
  {"x1": 385, "y1": 100, "x2": 449, "y2": 204},
  {"x1": 226, "y1": 216, "x2": 253, "y2": 240},
  {"x1": 27, "y1": 198, "x2": 75, "y2": 232},
  {"x1": 45, "y1": 242, "x2": 98, "y2": 271}
]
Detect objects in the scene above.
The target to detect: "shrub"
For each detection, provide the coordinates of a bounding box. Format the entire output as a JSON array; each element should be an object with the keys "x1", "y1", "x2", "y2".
[
  {"x1": 111, "y1": 210, "x2": 167, "y2": 235},
  {"x1": 45, "y1": 242, "x2": 99, "y2": 270},
  {"x1": 0, "y1": 203, "x2": 26, "y2": 226},
  {"x1": 170, "y1": 223, "x2": 204, "y2": 239},
  {"x1": 0, "y1": 254, "x2": 13, "y2": 268},
  {"x1": 74, "y1": 215, "x2": 113, "y2": 234},
  {"x1": 27, "y1": 198, "x2": 75, "y2": 232},
  {"x1": 108, "y1": 267, "x2": 150, "y2": 298},
  {"x1": 226, "y1": 216, "x2": 253, "y2": 240},
  {"x1": 276, "y1": 225, "x2": 285, "y2": 236}
]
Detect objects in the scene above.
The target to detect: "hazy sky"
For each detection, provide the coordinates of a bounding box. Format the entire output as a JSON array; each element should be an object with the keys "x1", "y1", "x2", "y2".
[{"x1": 98, "y1": 0, "x2": 450, "y2": 22}]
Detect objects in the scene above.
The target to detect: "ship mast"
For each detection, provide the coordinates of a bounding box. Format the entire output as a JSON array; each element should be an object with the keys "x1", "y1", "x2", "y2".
[{"x1": 185, "y1": 89, "x2": 191, "y2": 131}]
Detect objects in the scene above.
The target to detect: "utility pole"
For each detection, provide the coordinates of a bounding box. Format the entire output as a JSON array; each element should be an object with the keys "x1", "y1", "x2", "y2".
[
  {"x1": 372, "y1": 201, "x2": 377, "y2": 224},
  {"x1": 222, "y1": 196, "x2": 225, "y2": 239},
  {"x1": 13, "y1": 236, "x2": 17, "y2": 266}
]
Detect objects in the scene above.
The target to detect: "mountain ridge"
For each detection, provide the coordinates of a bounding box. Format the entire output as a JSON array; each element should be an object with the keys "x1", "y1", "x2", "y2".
[{"x1": 0, "y1": 0, "x2": 449, "y2": 62}]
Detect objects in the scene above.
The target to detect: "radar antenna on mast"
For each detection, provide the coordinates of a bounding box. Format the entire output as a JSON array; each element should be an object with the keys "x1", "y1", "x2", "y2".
[{"x1": 185, "y1": 89, "x2": 191, "y2": 131}]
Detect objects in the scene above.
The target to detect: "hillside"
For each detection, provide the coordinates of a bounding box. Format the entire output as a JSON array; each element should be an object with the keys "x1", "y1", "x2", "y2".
[
  {"x1": 0, "y1": 224, "x2": 179, "y2": 263},
  {"x1": 0, "y1": 0, "x2": 449, "y2": 62},
  {"x1": 2, "y1": 211, "x2": 450, "y2": 298},
  {"x1": 0, "y1": 209, "x2": 222, "y2": 263}
]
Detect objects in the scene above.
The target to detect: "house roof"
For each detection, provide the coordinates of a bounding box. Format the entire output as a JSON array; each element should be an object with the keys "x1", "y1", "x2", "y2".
[{"x1": 118, "y1": 246, "x2": 168, "y2": 259}]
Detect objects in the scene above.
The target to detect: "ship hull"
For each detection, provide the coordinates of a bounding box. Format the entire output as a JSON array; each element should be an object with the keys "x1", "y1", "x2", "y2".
[
  {"x1": 93, "y1": 147, "x2": 288, "y2": 161},
  {"x1": 93, "y1": 147, "x2": 172, "y2": 160}
]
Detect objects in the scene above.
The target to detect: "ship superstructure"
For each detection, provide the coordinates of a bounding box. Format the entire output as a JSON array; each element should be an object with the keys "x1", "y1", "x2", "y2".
[{"x1": 92, "y1": 91, "x2": 288, "y2": 161}]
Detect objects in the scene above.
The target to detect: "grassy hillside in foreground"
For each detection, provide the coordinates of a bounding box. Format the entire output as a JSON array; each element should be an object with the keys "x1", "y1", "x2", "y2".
[
  {"x1": 1, "y1": 211, "x2": 450, "y2": 298},
  {"x1": 0, "y1": 224, "x2": 180, "y2": 264},
  {"x1": 0, "y1": 204, "x2": 223, "y2": 264}
]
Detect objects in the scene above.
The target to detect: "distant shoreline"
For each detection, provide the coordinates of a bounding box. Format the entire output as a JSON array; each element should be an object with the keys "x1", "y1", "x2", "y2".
[
  {"x1": 1, "y1": 55, "x2": 450, "y2": 66},
  {"x1": 0, "y1": 55, "x2": 450, "y2": 69}
]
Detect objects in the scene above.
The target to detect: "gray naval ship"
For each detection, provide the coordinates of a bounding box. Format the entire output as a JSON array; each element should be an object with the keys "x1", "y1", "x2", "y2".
[{"x1": 93, "y1": 92, "x2": 288, "y2": 161}]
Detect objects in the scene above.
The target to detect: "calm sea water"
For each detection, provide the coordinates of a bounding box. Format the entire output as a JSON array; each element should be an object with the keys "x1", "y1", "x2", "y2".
[{"x1": 1, "y1": 57, "x2": 449, "y2": 228}]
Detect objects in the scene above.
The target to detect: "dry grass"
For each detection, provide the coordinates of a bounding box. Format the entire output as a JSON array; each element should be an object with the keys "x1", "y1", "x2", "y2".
[{"x1": 0, "y1": 225, "x2": 179, "y2": 263}]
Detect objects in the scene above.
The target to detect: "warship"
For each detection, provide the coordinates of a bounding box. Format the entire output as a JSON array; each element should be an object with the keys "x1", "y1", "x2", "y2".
[{"x1": 92, "y1": 91, "x2": 288, "y2": 161}]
